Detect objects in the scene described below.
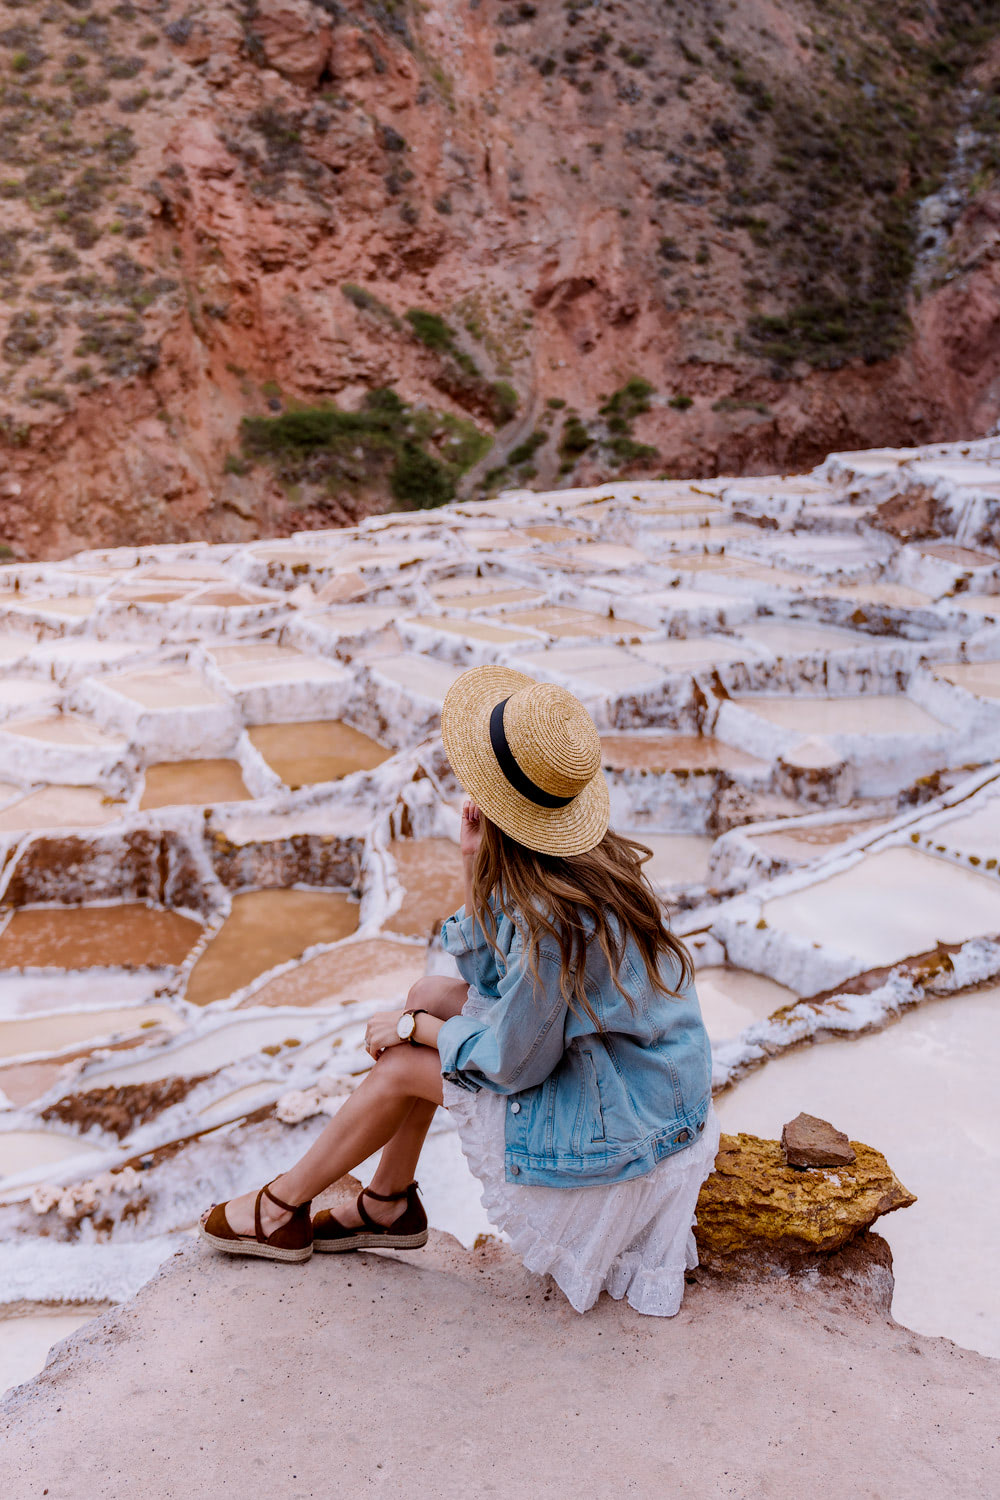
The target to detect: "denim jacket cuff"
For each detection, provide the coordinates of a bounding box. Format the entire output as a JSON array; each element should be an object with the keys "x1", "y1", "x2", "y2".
[{"x1": 439, "y1": 906, "x2": 477, "y2": 957}]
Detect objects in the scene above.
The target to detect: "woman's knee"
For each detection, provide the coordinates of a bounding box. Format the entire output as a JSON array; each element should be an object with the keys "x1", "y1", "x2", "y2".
[
  {"x1": 370, "y1": 1043, "x2": 442, "y2": 1104},
  {"x1": 405, "y1": 974, "x2": 468, "y2": 1019}
]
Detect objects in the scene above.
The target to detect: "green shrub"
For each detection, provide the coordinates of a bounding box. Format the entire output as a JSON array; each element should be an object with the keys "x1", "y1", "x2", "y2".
[
  {"x1": 405, "y1": 307, "x2": 455, "y2": 351},
  {"x1": 391, "y1": 444, "x2": 454, "y2": 507},
  {"x1": 559, "y1": 415, "x2": 592, "y2": 459},
  {"x1": 508, "y1": 429, "x2": 546, "y2": 465},
  {"x1": 669, "y1": 394, "x2": 693, "y2": 411},
  {"x1": 491, "y1": 380, "x2": 519, "y2": 424}
]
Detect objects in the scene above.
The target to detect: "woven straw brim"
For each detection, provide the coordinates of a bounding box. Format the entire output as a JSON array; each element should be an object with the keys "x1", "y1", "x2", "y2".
[{"x1": 441, "y1": 665, "x2": 610, "y2": 857}]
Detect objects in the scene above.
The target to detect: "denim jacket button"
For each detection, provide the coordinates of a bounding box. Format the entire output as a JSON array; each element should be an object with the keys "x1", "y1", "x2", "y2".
[
  {"x1": 675, "y1": 1129, "x2": 690, "y2": 1143},
  {"x1": 697, "y1": 1121, "x2": 704, "y2": 1132},
  {"x1": 510, "y1": 1101, "x2": 521, "y2": 1114},
  {"x1": 510, "y1": 1164, "x2": 520, "y2": 1175}
]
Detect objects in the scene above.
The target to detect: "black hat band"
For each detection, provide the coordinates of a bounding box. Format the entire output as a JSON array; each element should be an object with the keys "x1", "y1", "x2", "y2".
[{"x1": 489, "y1": 698, "x2": 575, "y2": 810}]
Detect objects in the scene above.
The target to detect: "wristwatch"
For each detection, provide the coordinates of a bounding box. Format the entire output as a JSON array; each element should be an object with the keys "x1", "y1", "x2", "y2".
[{"x1": 396, "y1": 1008, "x2": 428, "y2": 1046}]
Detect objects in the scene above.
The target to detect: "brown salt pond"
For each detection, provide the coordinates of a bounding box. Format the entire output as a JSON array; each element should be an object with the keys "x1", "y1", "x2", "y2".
[
  {"x1": 430, "y1": 581, "x2": 544, "y2": 610},
  {"x1": 0, "y1": 906, "x2": 203, "y2": 971},
  {"x1": 139, "y1": 760, "x2": 252, "y2": 810},
  {"x1": 184, "y1": 889, "x2": 359, "y2": 1006},
  {"x1": 0, "y1": 786, "x2": 124, "y2": 833},
  {"x1": 385, "y1": 840, "x2": 466, "y2": 937},
  {"x1": 0, "y1": 1025, "x2": 179, "y2": 1108},
  {"x1": 247, "y1": 721, "x2": 391, "y2": 788},
  {"x1": 241, "y1": 938, "x2": 428, "y2": 1009},
  {"x1": 601, "y1": 733, "x2": 767, "y2": 774}
]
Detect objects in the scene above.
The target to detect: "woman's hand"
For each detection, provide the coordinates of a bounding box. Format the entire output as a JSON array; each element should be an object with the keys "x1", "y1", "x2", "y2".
[
  {"x1": 365, "y1": 1010, "x2": 406, "y2": 1060},
  {"x1": 460, "y1": 798, "x2": 483, "y2": 862}
]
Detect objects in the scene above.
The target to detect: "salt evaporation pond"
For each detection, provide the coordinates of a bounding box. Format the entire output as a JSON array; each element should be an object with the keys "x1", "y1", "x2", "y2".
[
  {"x1": 1, "y1": 441, "x2": 999, "y2": 1364},
  {"x1": 715, "y1": 986, "x2": 1000, "y2": 1358},
  {"x1": 762, "y1": 847, "x2": 1000, "y2": 970}
]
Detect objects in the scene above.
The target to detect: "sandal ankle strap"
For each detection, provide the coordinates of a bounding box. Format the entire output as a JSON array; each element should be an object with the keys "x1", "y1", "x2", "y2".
[
  {"x1": 361, "y1": 1181, "x2": 416, "y2": 1203},
  {"x1": 262, "y1": 1180, "x2": 308, "y2": 1215}
]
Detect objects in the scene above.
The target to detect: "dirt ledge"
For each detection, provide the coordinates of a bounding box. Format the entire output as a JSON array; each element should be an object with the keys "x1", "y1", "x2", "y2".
[{"x1": 1, "y1": 1230, "x2": 997, "y2": 1499}]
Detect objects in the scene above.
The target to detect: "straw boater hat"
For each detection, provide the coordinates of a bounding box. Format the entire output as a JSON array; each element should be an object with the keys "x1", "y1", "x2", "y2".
[{"x1": 441, "y1": 665, "x2": 609, "y2": 857}]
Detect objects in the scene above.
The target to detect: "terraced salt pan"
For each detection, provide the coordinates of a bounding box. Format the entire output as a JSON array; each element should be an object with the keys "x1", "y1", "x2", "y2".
[
  {"x1": 739, "y1": 621, "x2": 889, "y2": 655},
  {"x1": 0, "y1": 715, "x2": 124, "y2": 749},
  {"x1": 385, "y1": 840, "x2": 465, "y2": 938},
  {"x1": 366, "y1": 654, "x2": 465, "y2": 705},
  {"x1": 403, "y1": 616, "x2": 539, "y2": 646},
  {"x1": 430, "y1": 584, "x2": 544, "y2": 611},
  {"x1": 762, "y1": 847, "x2": 1000, "y2": 969},
  {"x1": 184, "y1": 889, "x2": 359, "y2": 1006},
  {"x1": 97, "y1": 666, "x2": 222, "y2": 710},
  {"x1": 746, "y1": 817, "x2": 889, "y2": 862},
  {"x1": 927, "y1": 797, "x2": 1000, "y2": 862},
  {"x1": 241, "y1": 939, "x2": 427, "y2": 1009},
  {"x1": 600, "y1": 734, "x2": 768, "y2": 774},
  {"x1": 0, "y1": 1131, "x2": 94, "y2": 1180},
  {"x1": 732, "y1": 695, "x2": 947, "y2": 736},
  {"x1": 933, "y1": 661, "x2": 1000, "y2": 700},
  {"x1": 247, "y1": 721, "x2": 391, "y2": 788},
  {"x1": 714, "y1": 986, "x2": 1000, "y2": 1357},
  {"x1": 634, "y1": 637, "x2": 758, "y2": 670},
  {"x1": 0, "y1": 786, "x2": 123, "y2": 832},
  {"x1": 496, "y1": 606, "x2": 652, "y2": 641},
  {"x1": 208, "y1": 643, "x2": 348, "y2": 688},
  {"x1": 0, "y1": 906, "x2": 203, "y2": 972},
  {"x1": 631, "y1": 833, "x2": 714, "y2": 888},
  {"x1": 139, "y1": 760, "x2": 252, "y2": 810},
  {"x1": 0, "y1": 679, "x2": 59, "y2": 719},
  {"x1": 693, "y1": 967, "x2": 797, "y2": 1043},
  {"x1": 0, "y1": 1005, "x2": 181, "y2": 1061},
  {"x1": 0, "y1": 1312, "x2": 101, "y2": 1400},
  {"x1": 948, "y1": 595, "x2": 1000, "y2": 618},
  {"x1": 515, "y1": 645, "x2": 663, "y2": 697},
  {"x1": 75, "y1": 1014, "x2": 343, "y2": 1088}
]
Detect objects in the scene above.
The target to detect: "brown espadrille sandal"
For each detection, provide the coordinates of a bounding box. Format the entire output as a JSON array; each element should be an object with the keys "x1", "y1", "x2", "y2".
[
  {"x1": 198, "y1": 1180, "x2": 313, "y2": 1263},
  {"x1": 312, "y1": 1181, "x2": 428, "y2": 1253}
]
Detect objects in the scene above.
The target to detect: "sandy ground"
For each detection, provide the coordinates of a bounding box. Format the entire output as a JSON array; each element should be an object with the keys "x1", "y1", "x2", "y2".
[{"x1": 2, "y1": 1233, "x2": 997, "y2": 1499}]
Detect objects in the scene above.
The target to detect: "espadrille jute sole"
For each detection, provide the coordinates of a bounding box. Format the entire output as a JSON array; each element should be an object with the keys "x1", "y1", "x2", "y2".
[
  {"x1": 197, "y1": 1220, "x2": 313, "y2": 1262},
  {"x1": 313, "y1": 1228, "x2": 428, "y2": 1254}
]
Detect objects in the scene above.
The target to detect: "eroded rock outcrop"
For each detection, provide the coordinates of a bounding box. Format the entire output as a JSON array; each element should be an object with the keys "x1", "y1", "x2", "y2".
[{"x1": 695, "y1": 1131, "x2": 915, "y2": 1273}]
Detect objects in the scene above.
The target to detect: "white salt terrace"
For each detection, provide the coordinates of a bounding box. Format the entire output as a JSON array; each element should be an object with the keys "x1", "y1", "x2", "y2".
[
  {"x1": 0, "y1": 438, "x2": 997, "y2": 1359},
  {"x1": 761, "y1": 847, "x2": 1000, "y2": 970}
]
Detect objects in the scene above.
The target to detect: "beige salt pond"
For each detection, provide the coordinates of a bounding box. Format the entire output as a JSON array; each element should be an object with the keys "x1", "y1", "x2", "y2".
[
  {"x1": 247, "y1": 721, "x2": 391, "y2": 788},
  {"x1": 635, "y1": 638, "x2": 756, "y2": 670},
  {"x1": 738, "y1": 621, "x2": 882, "y2": 655},
  {"x1": 933, "y1": 661, "x2": 1000, "y2": 700},
  {"x1": 0, "y1": 1312, "x2": 104, "y2": 1399},
  {"x1": 0, "y1": 786, "x2": 123, "y2": 833},
  {"x1": 601, "y1": 734, "x2": 767, "y2": 774},
  {"x1": 184, "y1": 889, "x2": 359, "y2": 1006},
  {"x1": 694, "y1": 966, "x2": 797, "y2": 1042},
  {"x1": 385, "y1": 840, "x2": 466, "y2": 938},
  {"x1": 0, "y1": 906, "x2": 202, "y2": 971},
  {"x1": 2, "y1": 716, "x2": 125, "y2": 749},
  {"x1": 241, "y1": 938, "x2": 427, "y2": 1009},
  {"x1": 209, "y1": 643, "x2": 347, "y2": 688},
  {"x1": 761, "y1": 846, "x2": 1000, "y2": 970},
  {"x1": 102, "y1": 667, "x2": 223, "y2": 711},
  {"x1": 405, "y1": 616, "x2": 539, "y2": 646},
  {"x1": 78, "y1": 1015, "x2": 341, "y2": 1088},
  {"x1": 139, "y1": 760, "x2": 252, "y2": 810},
  {"x1": 431, "y1": 584, "x2": 544, "y2": 611},
  {"x1": 715, "y1": 985, "x2": 1000, "y2": 1357},
  {"x1": 733, "y1": 695, "x2": 947, "y2": 736},
  {"x1": 746, "y1": 817, "x2": 889, "y2": 863},
  {"x1": 629, "y1": 833, "x2": 714, "y2": 888},
  {"x1": 498, "y1": 606, "x2": 652, "y2": 641},
  {"x1": 929, "y1": 796, "x2": 1000, "y2": 863},
  {"x1": 0, "y1": 1005, "x2": 180, "y2": 1061},
  {"x1": 0, "y1": 1130, "x2": 94, "y2": 1182}
]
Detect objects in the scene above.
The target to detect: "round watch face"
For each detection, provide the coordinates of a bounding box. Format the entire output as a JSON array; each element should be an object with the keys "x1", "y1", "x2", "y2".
[{"x1": 396, "y1": 1012, "x2": 415, "y2": 1041}]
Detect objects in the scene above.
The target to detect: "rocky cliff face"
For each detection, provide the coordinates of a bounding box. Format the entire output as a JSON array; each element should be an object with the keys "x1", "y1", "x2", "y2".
[{"x1": 2, "y1": 0, "x2": 1000, "y2": 557}]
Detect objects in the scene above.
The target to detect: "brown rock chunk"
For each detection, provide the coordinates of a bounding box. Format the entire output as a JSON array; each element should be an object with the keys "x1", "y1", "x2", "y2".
[
  {"x1": 251, "y1": 0, "x2": 334, "y2": 89},
  {"x1": 781, "y1": 1111, "x2": 857, "y2": 1168},
  {"x1": 695, "y1": 1132, "x2": 916, "y2": 1273}
]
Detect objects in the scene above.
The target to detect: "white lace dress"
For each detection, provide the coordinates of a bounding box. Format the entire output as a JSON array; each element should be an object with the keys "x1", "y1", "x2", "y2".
[{"x1": 442, "y1": 989, "x2": 721, "y2": 1317}]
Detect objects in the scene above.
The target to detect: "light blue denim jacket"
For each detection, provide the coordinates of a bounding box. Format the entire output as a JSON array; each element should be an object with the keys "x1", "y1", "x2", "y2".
[{"x1": 437, "y1": 902, "x2": 712, "y2": 1188}]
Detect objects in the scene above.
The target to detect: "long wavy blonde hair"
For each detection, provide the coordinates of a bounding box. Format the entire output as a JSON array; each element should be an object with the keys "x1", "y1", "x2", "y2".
[{"x1": 471, "y1": 818, "x2": 692, "y2": 1027}]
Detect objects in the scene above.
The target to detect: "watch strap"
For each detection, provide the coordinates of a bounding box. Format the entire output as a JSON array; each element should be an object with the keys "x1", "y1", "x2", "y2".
[{"x1": 404, "y1": 1008, "x2": 429, "y2": 1046}]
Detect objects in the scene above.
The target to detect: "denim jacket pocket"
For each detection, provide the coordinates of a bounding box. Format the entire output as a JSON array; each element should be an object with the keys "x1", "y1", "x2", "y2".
[{"x1": 580, "y1": 1046, "x2": 607, "y2": 1144}]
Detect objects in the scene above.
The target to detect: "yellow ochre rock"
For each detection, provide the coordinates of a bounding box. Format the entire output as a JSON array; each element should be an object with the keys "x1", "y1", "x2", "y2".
[{"x1": 694, "y1": 1132, "x2": 916, "y2": 1272}]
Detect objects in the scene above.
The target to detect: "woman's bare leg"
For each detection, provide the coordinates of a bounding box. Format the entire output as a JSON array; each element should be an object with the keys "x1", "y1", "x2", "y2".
[{"x1": 220, "y1": 975, "x2": 469, "y2": 1236}]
